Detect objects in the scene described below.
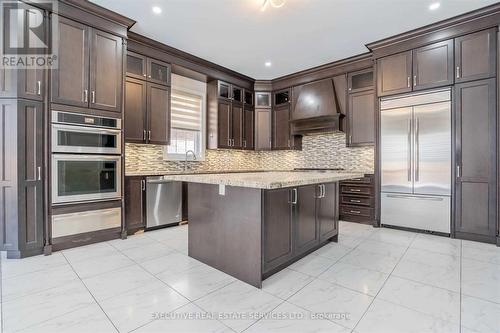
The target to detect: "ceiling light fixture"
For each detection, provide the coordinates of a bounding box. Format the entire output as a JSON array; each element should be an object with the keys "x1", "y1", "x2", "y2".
[
  {"x1": 261, "y1": 0, "x2": 286, "y2": 12},
  {"x1": 152, "y1": 6, "x2": 162, "y2": 14},
  {"x1": 265, "y1": 61, "x2": 272, "y2": 67},
  {"x1": 429, "y1": 2, "x2": 440, "y2": 10}
]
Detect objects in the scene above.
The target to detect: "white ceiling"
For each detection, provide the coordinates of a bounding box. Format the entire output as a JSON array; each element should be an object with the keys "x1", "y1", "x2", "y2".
[{"x1": 91, "y1": 0, "x2": 498, "y2": 80}]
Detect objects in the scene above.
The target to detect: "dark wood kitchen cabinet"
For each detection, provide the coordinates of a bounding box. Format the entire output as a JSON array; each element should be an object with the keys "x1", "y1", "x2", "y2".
[
  {"x1": 208, "y1": 80, "x2": 247, "y2": 149},
  {"x1": 263, "y1": 183, "x2": 339, "y2": 273},
  {"x1": 263, "y1": 188, "x2": 294, "y2": 272},
  {"x1": 243, "y1": 106, "x2": 255, "y2": 150},
  {"x1": 455, "y1": 29, "x2": 497, "y2": 83},
  {"x1": 125, "y1": 176, "x2": 146, "y2": 233},
  {"x1": 124, "y1": 79, "x2": 171, "y2": 145},
  {"x1": 347, "y1": 89, "x2": 375, "y2": 146},
  {"x1": 339, "y1": 175, "x2": 375, "y2": 224},
  {"x1": 377, "y1": 40, "x2": 454, "y2": 96},
  {"x1": 126, "y1": 52, "x2": 171, "y2": 86},
  {"x1": 377, "y1": 51, "x2": 412, "y2": 96},
  {"x1": 0, "y1": 100, "x2": 44, "y2": 258},
  {"x1": 348, "y1": 68, "x2": 374, "y2": 93},
  {"x1": 318, "y1": 183, "x2": 339, "y2": 242},
  {"x1": 255, "y1": 102, "x2": 272, "y2": 150},
  {"x1": 412, "y1": 40, "x2": 454, "y2": 91},
  {"x1": 147, "y1": 83, "x2": 171, "y2": 145},
  {"x1": 455, "y1": 79, "x2": 497, "y2": 243},
  {"x1": 0, "y1": 4, "x2": 45, "y2": 101},
  {"x1": 295, "y1": 185, "x2": 320, "y2": 256},
  {"x1": 51, "y1": 16, "x2": 122, "y2": 113},
  {"x1": 272, "y1": 89, "x2": 301, "y2": 150}
]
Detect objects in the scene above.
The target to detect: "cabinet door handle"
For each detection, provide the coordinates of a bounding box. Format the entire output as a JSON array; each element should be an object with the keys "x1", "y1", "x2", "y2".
[
  {"x1": 350, "y1": 199, "x2": 361, "y2": 203},
  {"x1": 84, "y1": 89, "x2": 88, "y2": 102},
  {"x1": 413, "y1": 75, "x2": 417, "y2": 86},
  {"x1": 141, "y1": 179, "x2": 145, "y2": 191},
  {"x1": 37, "y1": 166, "x2": 41, "y2": 181},
  {"x1": 350, "y1": 210, "x2": 361, "y2": 214},
  {"x1": 292, "y1": 188, "x2": 298, "y2": 205},
  {"x1": 288, "y1": 139, "x2": 290, "y2": 148},
  {"x1": 456, "y1": 66, "x2": 460, "y2": 79},
  {"x1": 456, "y1": 165, "x2": 461, "y2": 178},
  {"x1": 37, "y1": 81, "x2": 41, "y2": 95},
  {"x1": 350, "y1": 188, "x2": 361, "y2": 192},
  {"x1": 91, "y1": 91, "x2": 96, "y2": 103},
  {"x1": 243, "y1": 140, "x2": 247, "y2": 148},
  {"x1": 321, "y1": 184, "x2": 326, "y2": 198},
  {"x1": 143, "y1": 130, "x2": 146, "y2": 141},
  {"x1": 407, "y1": 77, "x2": 411, "y2": 88},
  {"x1": 148, "y1": 131, "x2": 151, "y2": 141}
]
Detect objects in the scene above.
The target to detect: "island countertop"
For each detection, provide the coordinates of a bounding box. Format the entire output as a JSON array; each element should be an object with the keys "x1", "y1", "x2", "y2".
[{"x1": 160, "y1": 171, "x2": 365, "y2": 189}]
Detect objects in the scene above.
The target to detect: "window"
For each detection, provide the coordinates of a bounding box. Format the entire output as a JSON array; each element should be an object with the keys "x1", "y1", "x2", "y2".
[{"x1": 164, "y1": 75, "x2": 206, "y2": 161}]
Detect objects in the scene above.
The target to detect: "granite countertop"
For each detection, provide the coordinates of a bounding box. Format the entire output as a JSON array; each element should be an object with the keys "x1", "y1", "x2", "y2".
[{"x1": 158, "y1": 171, "x2": 366, "y2": 189}]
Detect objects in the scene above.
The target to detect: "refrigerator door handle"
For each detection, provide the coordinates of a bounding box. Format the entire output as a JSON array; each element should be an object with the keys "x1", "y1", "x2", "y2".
[
  {"x1": 415, "y1": 117, "x2": 419, "y2": 182},
  {"x1": 385, "y1": 194, "x2": 444, "y2": 201},
  {"x1": 407, "y1": 118, "x2": 412, "y2": 181}
]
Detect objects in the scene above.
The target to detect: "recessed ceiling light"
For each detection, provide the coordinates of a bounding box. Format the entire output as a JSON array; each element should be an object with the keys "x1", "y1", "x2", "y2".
[
  {"x1": 265, "y1": 61, "x2": 272, "y2": 67},
  {"x1": 429, "y1": 2, "x2": 440, "y2": 10},
  {"x1": 152, "y1": 6, "x2": 162, "y2": 14}
]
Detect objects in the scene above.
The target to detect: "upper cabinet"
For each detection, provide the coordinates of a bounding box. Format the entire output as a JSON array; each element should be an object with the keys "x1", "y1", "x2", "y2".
[
  {"x1": 51, "y1": 16, "x2": 123, "y2": 113},
  {"x1": 348, "y1": 69, "x2": 374, "y2": 93},
  {"x1": 347, "y1": 69, "x2": 375, "y2": 147},
  {"x1": 126, "y1": 52, "x2": 171, "y2": 86},
  {"x1": 273, "y1": 88, "x2": 301, "y2": 150},
  {"x1": 376, "y1": 51, "x2": 412, "y2": 96},
  {"x1": 455, "y1": 28, "x2": 497, "y2": 83},
  {"x1": 412, "y1": 40, "x2": 454, "y2": 91},
  {"x1": 124, "y1": 50, "x2": 171, "y2": 145},
  {"x1": 255, "y1": 92, "x2": 272, "y2": 150}
]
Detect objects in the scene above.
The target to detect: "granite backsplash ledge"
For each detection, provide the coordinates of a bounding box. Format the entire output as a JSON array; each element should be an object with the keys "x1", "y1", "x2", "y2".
[{"x1": 125, "y1": 132, "x2": 375, "y2": 175}]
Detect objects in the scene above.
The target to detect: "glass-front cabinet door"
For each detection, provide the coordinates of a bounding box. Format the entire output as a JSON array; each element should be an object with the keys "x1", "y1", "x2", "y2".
[
  {"x1": 255, "y1": 92, "x2": 271, "y2": 107},
  {"x1": 126, "y1": 52, "x2": 147, "y2": 80},
  {"x1": 232, "y1": 86, "x2": 243, "y2": 103},
  {"x1": 218, "y1": 81, "x2": 231, "y2": 99},
  {"x1": 244, "y1": 90, "x2": 253, "y2": 106},
  {"x1": 147, "y1": 58, "x2": 170, "y2": 85}
]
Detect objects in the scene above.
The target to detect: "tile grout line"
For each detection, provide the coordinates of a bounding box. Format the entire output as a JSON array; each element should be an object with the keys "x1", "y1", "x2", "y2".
[
  {"x1": 60, "y1": 251, "x2": 121, "y2": 333},
  {"x1": 350, "y1": 232, "x2": 417, "y2": 332}
]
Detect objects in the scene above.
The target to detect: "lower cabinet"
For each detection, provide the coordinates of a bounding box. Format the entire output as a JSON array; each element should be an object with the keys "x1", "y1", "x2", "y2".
[
  {"x1": 0, "y1": 99, "x2": 44, "y2": 258},
  {"x1": 125, "y1": 176, "x2": 146, "y2": 232},
  {"x1": 263, "y1": 183, "x2": 338, "y2": 273}
]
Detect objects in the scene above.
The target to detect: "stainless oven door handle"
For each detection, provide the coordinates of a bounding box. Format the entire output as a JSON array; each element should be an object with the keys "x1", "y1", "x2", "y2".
[{"x1": 52, "y1": 123, "x2": 122, "y2": 135}]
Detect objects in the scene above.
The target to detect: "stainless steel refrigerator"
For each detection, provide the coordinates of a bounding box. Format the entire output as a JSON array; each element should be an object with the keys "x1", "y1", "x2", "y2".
[{"x1": 380, "y1": 89, "x2": 451, "y2": 233}]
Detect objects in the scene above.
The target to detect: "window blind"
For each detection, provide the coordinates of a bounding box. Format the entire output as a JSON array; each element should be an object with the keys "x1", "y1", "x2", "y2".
[{"x1": 170, "y1": 89, "x2": 202, "y2": 131}]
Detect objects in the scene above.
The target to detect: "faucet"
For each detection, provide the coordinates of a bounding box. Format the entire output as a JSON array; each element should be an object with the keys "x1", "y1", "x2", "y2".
[{"x1": 183, "y1": 150, "x2": 197, "y2": 172}]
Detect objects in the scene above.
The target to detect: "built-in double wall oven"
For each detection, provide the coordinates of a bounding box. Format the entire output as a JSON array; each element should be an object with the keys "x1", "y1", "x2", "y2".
[{"x1": 51, "y1": 111, "x2": 122, "y2": 204}]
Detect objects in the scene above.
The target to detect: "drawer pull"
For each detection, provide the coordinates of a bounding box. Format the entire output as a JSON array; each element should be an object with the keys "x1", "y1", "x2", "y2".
[
  {"x1": 350, "y1": 189, "x2": 361, "y2": 192},
  {"x1": 350, "y1": 199, "x2": 361, "y2": 203},
  {"x1": 350, "y1": 210, "x2": 361, "y2": 214},
  {"x1": 352, "y1": 178, "x2": 363, "y2": 181}
]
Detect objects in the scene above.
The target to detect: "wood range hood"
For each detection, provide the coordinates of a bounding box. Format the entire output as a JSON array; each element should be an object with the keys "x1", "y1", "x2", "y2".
[{"x1": 290, "y1": 78, "x2": 345, "y2": 135}]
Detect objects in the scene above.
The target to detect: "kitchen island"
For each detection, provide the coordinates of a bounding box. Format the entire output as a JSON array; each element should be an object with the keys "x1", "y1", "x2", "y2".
[{"x1": 163, "y1": 171, "x2": 364, "y2": 288}]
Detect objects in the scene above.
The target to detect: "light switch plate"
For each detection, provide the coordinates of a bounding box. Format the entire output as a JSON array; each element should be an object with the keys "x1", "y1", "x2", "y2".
[{"x1": 219, "y1": 184, "x2": 226, "y2": 196}]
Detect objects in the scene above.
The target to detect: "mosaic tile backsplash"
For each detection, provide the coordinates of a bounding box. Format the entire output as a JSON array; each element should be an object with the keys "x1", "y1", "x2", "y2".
[{"x1": 125, "y1": 132, "x2": 374, "y2": 174}]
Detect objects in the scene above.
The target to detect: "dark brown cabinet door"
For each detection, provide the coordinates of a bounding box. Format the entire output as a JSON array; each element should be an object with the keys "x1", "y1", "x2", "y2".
[
  {"x1": 243, "y1": 107, "x2": 254, "y2": 150},
  {"x1": 255, "y1": 92, "x2": 271, "y2": 108},
  {"x1": 455, "y1": 79, "x2": 497, "y2": 241},
  {"x1": 318, "y1": 183, "x2": 338, "y2": 242},
  {"x1": 90, "y1": 29, "x2": 123, "y2": 112},
  {"x1": 147, "y1": 83, "x2": 170, "y2": 145},
  {"x1": 295, "y1": 185, "x2": 320, "y2": 255},
  {"x1": 348, "y1": 90, "x2": 375, "y2": 146},
  {"x1": 455, "y1": 29, "x2": 497, "y2": 83},
  {"x1": 412, "y1": 40, "x2": 454, "y2": 91},
  {"x1": 377, "y1": 51, "x2": 412, "y2": 97},
  {"x1": 232, "y1": 103, "x2": 243, "y2": 149},
  {"x1": 126, "y1": 51, "x2": 147, "y2": 80},
  {"x1": 232, "y1": 86, "x2": 243, "y2": 103},
  {"x1": 125, "y1": 177, "x2": 145, "y2": 231},
  {"x1": 218, "y1": 81, "x2": 231, "y2": 100},
  {"x1": 263, "y1": 188, "x2": 293, "y2": 273},
  {"x1": 19, "y1": 68, "x2": 44, "y2": 101},
  {"x1": 273, "y1": 104, "x2": 291, "y2": 150},
  {"x1": 147, "y1": 58, "x2": 170, "y2": 86},
  {"x1": 218, "y1": 99, "x2": 232, "y2": 148},
  {"x1": 51, "y1": 16, "x2": 90, "y2": 107},
  {"x1": 255, "y1": 108, "x2": 271, "y2": 150},
  {"x1": 125, "y1": 77, "x2": 147, "y2": 143},
  {"x1": 18, "y1": 100, "x2": 44, "y2": 252},
  {"x1": 348, "y1": 69, "x2": 374, "y2": 93}
]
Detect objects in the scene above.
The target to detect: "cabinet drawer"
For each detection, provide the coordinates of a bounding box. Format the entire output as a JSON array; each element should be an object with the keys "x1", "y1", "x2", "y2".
[
  {"x1": 341, "y1": 176, "x2": 373, "y2": 185},
  {"x1": 340, "y1": 205, "x2": 373, "y2": 218},
  {"x1": 341, "y1": 185, "x2": 372, "y2": 196},
  {"x1": 341, "y1": 195, "x2": 373, "y2": 206}
]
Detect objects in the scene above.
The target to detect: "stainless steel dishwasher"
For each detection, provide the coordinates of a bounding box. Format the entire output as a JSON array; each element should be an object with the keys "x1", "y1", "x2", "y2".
[{"x1": 146, "y1": 176, "x2": 183, "y2": 228}]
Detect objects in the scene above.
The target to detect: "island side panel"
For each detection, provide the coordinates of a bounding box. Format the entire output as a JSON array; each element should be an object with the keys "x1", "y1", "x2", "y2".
[{"x1": 187, "y1": 183, "x2": 263, "y2": 288}]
